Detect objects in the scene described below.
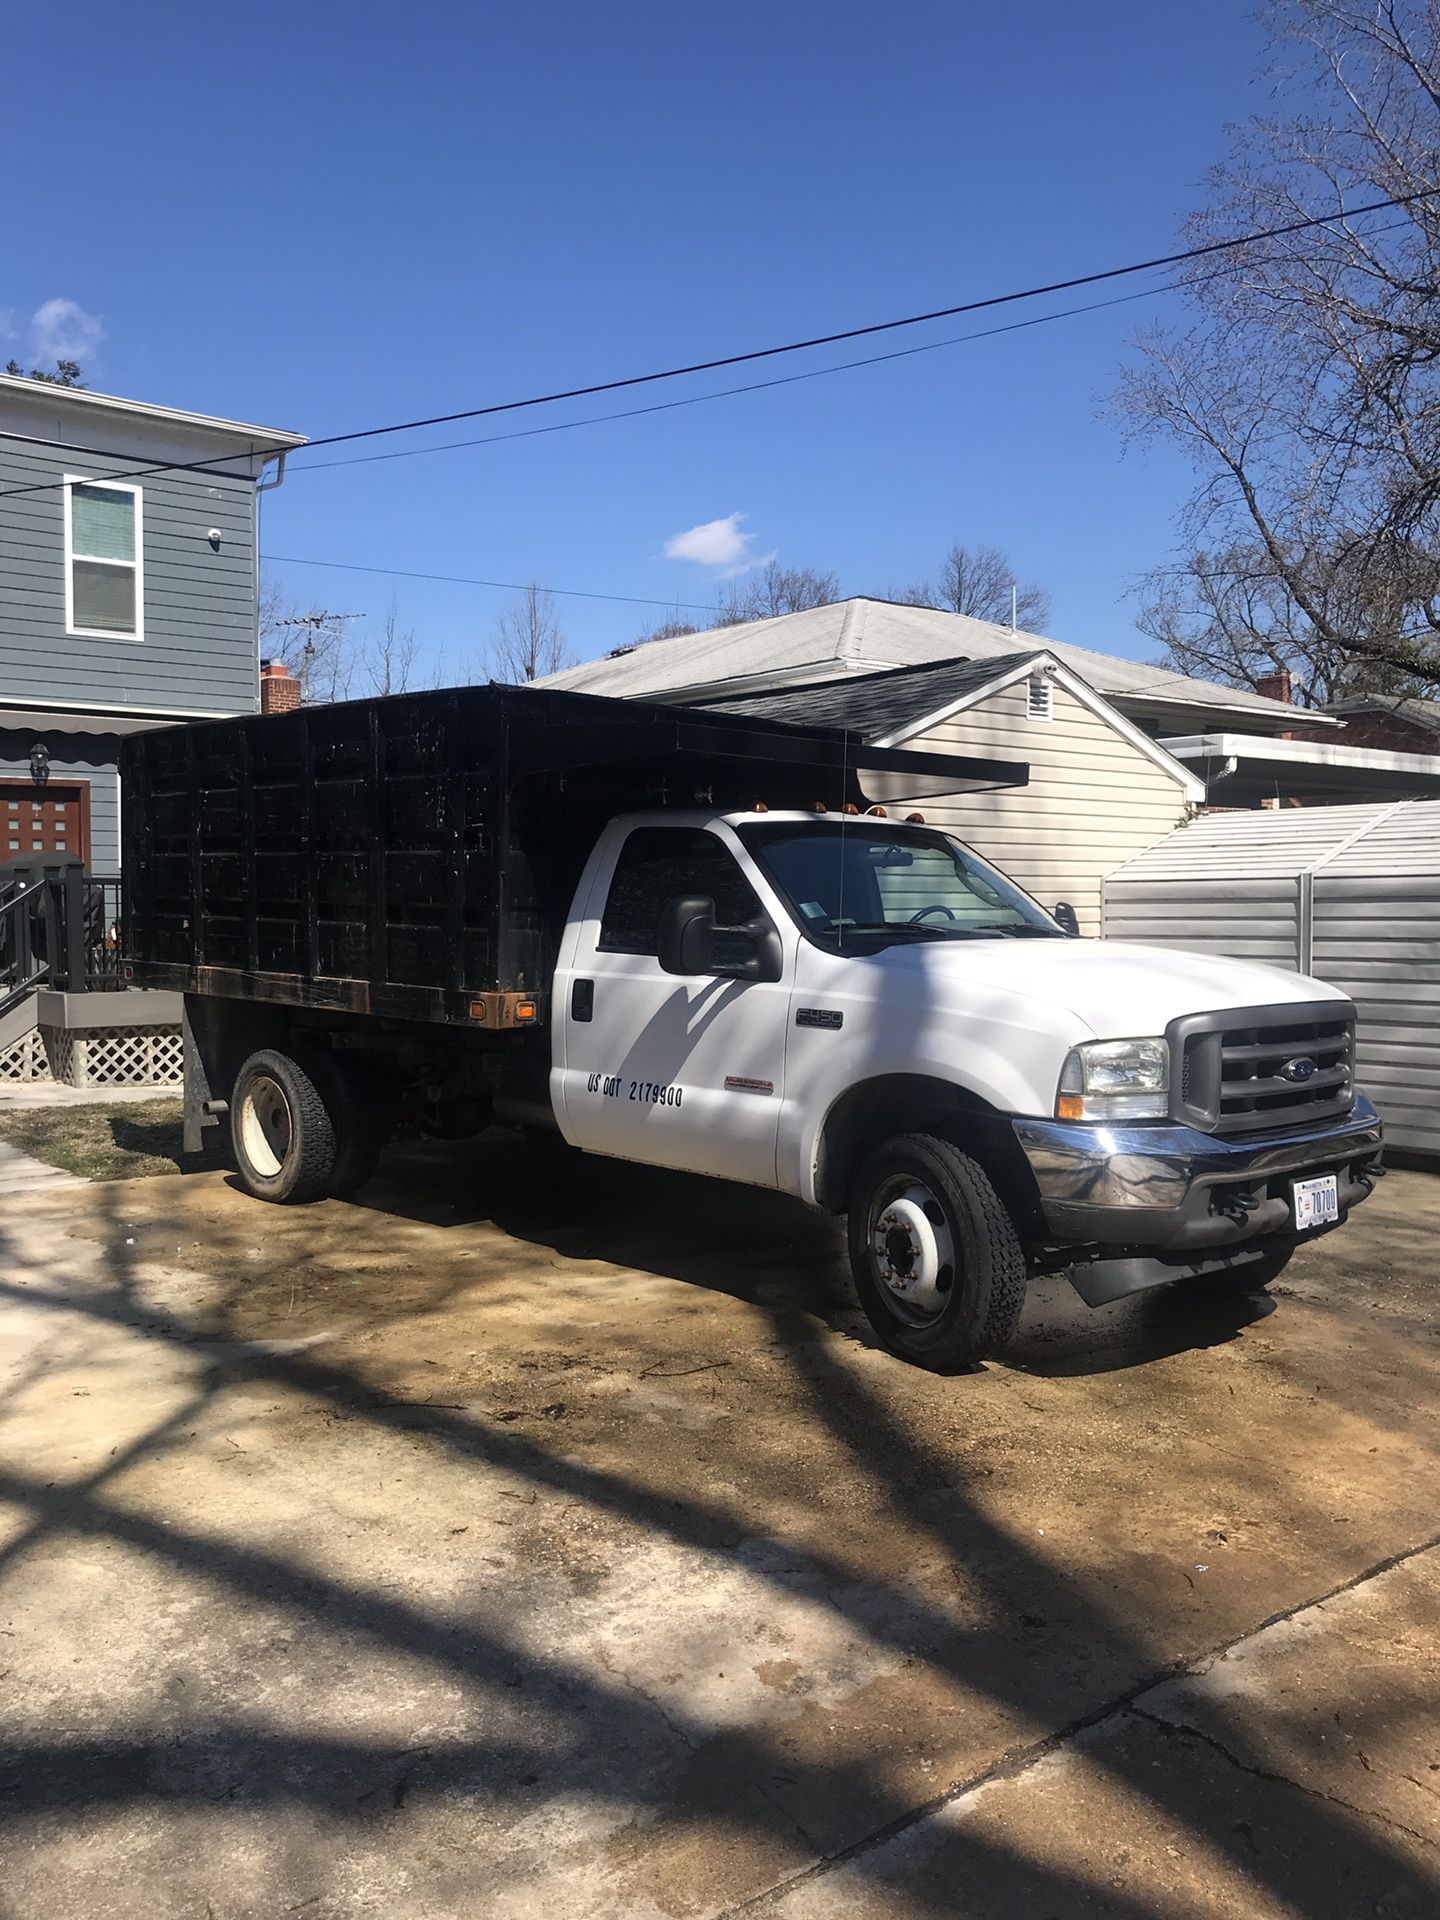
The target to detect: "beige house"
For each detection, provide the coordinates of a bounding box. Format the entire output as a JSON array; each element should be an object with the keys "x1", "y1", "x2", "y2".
[
  {"x1": 541, "y1": 597, "x2": 1315, "y2": 739},
  {"x1": 537, "y1": 596, "x2": 1308, "y2": 931},
  {"x1": 701, "y1": 651, "x2": 1202, "y2": 935}
]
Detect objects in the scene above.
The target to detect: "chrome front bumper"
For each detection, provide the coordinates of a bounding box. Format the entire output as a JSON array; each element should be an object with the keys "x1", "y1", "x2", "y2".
[{"x1": 1012, "y1": 1094, "x2": 1384, "y2": 1262}]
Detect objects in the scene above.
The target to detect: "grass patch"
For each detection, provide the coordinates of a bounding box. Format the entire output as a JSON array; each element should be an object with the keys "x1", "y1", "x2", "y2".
[{"x1": 0, "y1": 1100, "x2": 188, "y2": 1181}]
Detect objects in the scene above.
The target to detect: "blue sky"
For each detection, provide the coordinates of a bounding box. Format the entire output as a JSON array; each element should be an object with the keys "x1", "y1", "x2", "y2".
[{"x1": 3, "y1": 0, "x2": 1269, "y2": 678}]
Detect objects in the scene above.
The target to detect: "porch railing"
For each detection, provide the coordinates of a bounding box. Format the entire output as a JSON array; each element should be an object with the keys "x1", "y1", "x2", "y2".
[{"x1": 0, "y1": 861, "x2": 124, "y2": 1017}]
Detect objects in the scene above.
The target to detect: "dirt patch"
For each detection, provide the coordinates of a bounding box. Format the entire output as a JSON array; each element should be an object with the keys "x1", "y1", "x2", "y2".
[{"x1": 0, "y1": 1148, "x2": 1435, "y2": 1917}]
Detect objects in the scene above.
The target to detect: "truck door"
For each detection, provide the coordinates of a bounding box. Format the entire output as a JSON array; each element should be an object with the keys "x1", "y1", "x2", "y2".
[{"x1": 555, "y1": 823, "x2": 792, "y2": 1187}]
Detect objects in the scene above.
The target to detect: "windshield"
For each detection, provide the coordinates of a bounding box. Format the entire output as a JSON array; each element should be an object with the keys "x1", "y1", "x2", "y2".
[{"x1": 737, "y1": 821, "x2": 1066, "y2": 949}]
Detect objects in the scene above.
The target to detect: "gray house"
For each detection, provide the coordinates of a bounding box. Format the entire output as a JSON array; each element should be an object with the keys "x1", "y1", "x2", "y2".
[{"x1": 0, "y1": 373, "x2": 306, "y2": 873}]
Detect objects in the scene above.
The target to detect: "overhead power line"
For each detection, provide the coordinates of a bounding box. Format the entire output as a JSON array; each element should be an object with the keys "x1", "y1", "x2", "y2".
[
  {"x1": 295, "y1": 217, "x2": 1414, "y2": 474},
  {"x1": 294, "y1": 282, "x2": 1191, "y2": 472},
  {"x1": 262, "y1": 552, "x2": 725, "y2": 614},
  {"x1": 0, "y1": 189, "x2": 1432, "y2": 502}
]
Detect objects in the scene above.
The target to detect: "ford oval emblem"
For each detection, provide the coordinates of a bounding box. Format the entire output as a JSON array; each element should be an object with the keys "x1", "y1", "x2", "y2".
[{"x1": 1281, "y1": 1055, "x2": 1318, "y2": 1082}]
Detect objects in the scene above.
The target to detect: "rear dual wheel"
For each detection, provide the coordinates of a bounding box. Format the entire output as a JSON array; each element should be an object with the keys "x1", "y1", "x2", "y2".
[
  {"x1": 232, "y1": 1048, "x2": 381, "y2": 1203},
  {"x1": 847, "y1": 1133, "x2": 1027, "y2": 1371}
]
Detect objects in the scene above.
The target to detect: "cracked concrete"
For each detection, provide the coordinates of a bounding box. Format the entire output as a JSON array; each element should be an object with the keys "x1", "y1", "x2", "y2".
[
  {"x1": 0, "y1": 1138, "x2": 1437, "y2": 1917},
  {"x1": 754, "y1": 1544, "x2": 1440, "y2": 1917}
]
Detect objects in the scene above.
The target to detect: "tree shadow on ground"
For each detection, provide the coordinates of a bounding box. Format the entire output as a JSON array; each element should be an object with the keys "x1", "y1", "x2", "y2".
[
  {"x1": 0, "y1": 1176, "x2": 1435, "y2": 1916},
  {"x1": 349, "y1": 1131, "x2": 1277, "y2": 1381}
]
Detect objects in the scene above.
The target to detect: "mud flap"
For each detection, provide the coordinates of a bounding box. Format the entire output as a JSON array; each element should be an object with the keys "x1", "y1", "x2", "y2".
[{"x1": 1068, "y1": 1244, "x2": 1275, "y2": 1307}]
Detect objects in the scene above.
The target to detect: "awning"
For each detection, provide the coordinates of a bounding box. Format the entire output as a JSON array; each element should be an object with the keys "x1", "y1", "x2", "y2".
[{"x1": 1160, "y1": 731, "x2": 1440, "y2": 805}]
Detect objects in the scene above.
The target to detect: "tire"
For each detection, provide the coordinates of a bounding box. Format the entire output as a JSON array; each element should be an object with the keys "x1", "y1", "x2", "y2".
[
  {"x1": 231, "y1": 1047, "x2": 348, "y2": 1204},
  {"x1": 847, "y1": 1133, "x2": 1027, "y2": 1371},
  {"x1": 308, "y1": 1051, "x2": 384, "y2": 1196}
]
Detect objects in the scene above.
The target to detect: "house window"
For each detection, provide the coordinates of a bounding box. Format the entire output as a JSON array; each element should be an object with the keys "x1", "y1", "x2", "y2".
[
  {"x1": 65, "y1": 478, "x2": 143, "y2": 639},
  {"x1": 1026, "y1": 673, "x2": 1054, "y2": 722}
]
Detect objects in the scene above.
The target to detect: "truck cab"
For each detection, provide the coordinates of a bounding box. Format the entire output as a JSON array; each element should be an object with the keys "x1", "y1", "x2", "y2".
[{"x1": 548, "y1": 808, "x2": 1382, "y2": 1367}]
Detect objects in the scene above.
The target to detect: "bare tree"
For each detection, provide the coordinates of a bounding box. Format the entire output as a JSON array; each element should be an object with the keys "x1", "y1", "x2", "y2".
[
  {"x1": 488, "y1": 583, "x2": 571, "y2": 682},
  {"x1": 711, "y1": 561, "x2": 839, "y2": 628},
  {"x1": 361, "y1": 601, "x2": 423, "y2": 696},
  {"x1": 1118, "y1": 0, "x2": 1440, "y2": 697},
  {"x1": 896, "y1": 544, "x2": 1051, "y2": 629}
]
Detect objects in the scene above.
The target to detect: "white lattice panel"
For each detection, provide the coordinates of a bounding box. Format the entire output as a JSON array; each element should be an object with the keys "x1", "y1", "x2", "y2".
[
  {"x1": 45, "y1": 1029, "x2": 78, "y2": 1084},
  {"x1": 0, "y1": 1030, "x2": 51, "y2": 1082},
  {"x1": 43, "y1": 1025, "x2": 183, "y2": 1089}
]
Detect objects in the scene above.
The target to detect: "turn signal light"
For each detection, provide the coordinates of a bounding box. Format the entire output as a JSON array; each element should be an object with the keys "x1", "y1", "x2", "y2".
[
  {"x1": 866, "y1": 805, "x2": 887, "y2": 817},
  {"x1": 514, "y1": 999, "x2": 538, "y2": 1023},
  {"x1": 906, "y1": 812, "x2": 926, "y2": 823},
  {"x1": 752, "y1": 800, "x2": 769, "y2": 812},
  {"x1": 1056, "y1": 1094, "x2": 1086, "y2": 1121},
  {"x1": 469, "y1": 1000, "x2": 489, "y2": 1021}
]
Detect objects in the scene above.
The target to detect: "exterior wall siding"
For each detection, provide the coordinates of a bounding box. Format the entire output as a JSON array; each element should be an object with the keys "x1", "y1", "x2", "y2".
[
  {"x1": 1313, "y1": 871, "x2": 1440, "y2": 1155},
  {"x1": 0, "y1": 731, "x2": 121, "y2": 872},
  {"x1": 1102, "y1": 802, "x2": 1440, "y2": 1154},
  {"x1": 871, "y1": 679, "x2": 1193, "y2": 935},
  {"x1": 0, "y1": 436, "x2": 260, "y2": 718},
  {"x1": 1103, "y1": 878, "x2": 1303, "y2": 970}
]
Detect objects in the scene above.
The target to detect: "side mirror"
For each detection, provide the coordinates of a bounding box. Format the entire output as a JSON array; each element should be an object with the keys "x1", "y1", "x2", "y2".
[
  {"x1": 658, "y1": 894, "x2": 718, "y2": 975},
  {"x1": 1052, "y1": 900, "x2": 1080, "y2": 937},
  {"x1": 658, "y1": 894, "x2": 784, "y2": 982}
]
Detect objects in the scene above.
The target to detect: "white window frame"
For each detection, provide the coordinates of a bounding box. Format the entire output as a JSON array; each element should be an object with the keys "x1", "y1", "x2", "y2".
[{"x1": 64, "y1": 475, "x2": 144, "y2": 643}]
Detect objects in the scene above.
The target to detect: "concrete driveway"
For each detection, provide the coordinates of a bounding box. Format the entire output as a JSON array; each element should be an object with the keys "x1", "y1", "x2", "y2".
[{"x1": 0, "y1": 1136, "x2": 1436, "y2": 1917}]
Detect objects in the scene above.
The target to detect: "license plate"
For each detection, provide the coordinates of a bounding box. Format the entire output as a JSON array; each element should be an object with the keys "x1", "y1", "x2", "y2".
[{"x1": 1292, "y1": 1173, "x2": 1339, "y2": 1231}]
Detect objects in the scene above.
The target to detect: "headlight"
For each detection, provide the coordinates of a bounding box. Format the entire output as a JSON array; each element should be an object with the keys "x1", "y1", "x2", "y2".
[{"x1": 1057, "y1": 1038, "x2": 1169, "y2": 1121}]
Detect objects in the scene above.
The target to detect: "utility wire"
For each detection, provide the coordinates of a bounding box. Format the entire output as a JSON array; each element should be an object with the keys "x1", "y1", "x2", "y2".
[
  {"x1": 294, "y1": 216, "x2": 1413, "y2": 474},
  {"x1": 0, "y1": 189, "x2": 1431, "y2": 501},
  {"x1": 260, "y1": 552, "x2": 725, "y2": 613},
  {"x1": 293, "y1": 281, "x2": 1182, "y2": 472}
]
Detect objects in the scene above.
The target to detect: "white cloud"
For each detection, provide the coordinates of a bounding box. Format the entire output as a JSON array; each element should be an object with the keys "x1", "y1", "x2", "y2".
[
  {"x1": 665, "y1": 512, "x2": 760, "y2": 571},
  {"x1": 0, "y1": 310, "x2": 15, "y2": 344},
  {"x1": 30, "y1": 297, "x2": 104, "y2": 365}
]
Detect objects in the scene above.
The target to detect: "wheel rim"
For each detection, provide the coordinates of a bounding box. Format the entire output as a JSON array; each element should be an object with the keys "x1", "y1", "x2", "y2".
[
  {"x1": 239, "y1": 1074, "x2": 293, "y2": 1180},
  {"x1": 868, "y1": 1175, "x2": 957, "y2": 1323}
]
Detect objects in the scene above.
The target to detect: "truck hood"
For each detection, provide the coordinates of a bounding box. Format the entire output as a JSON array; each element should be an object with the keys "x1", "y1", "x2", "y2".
[{"x1": 864, "y1": 937, "x2": 1349, "y2": 1039}]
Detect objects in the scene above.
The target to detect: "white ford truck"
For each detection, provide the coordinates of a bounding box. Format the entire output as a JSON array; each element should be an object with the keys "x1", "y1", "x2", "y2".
[{"x1": 122, "y1": 685, "x2": 1383, "y2": 1371}]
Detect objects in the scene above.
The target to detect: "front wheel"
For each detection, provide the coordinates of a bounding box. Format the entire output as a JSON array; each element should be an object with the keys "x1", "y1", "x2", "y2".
[{"x1": 847, "y1": 1133, "x2": 1027, "y2": 1371}]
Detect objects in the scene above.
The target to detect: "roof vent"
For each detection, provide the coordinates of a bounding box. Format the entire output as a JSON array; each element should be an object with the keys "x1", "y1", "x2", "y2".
[{"x1": 1026, "y1": 672, "x2": 1054, "y2": 722}]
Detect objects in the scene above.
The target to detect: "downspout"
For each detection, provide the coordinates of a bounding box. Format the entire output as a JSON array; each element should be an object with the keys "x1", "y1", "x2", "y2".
[
  {"x1": 1201, "y1": 755, "x2": 1238, "y2": 806},
  {"x1": 253, "y1": 451, "x2": 289, "y2": 713}
]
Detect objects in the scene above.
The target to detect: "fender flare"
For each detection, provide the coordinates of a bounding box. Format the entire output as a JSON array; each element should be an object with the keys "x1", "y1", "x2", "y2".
[{"x1": 811, "y1": 1071, "x2": 1045, "y2": 1236}]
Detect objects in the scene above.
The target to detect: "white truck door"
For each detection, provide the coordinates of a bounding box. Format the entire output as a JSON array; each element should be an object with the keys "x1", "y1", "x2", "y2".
[{"x1": 555, "y1": 822, "x2": 792, "y2": 1187}]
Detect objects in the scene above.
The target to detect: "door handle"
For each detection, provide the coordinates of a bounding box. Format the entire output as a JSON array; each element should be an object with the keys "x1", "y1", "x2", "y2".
[{"x1": 571, "y1": 978, "x2": 594, "y2": 1022}]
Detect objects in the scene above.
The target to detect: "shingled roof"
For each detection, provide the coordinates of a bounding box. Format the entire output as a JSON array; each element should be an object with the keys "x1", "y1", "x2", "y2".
[
  {"x1": 697, "y1": 651, "x2": 1043, "y2": 737},
  {"x1": 539, "y1": 598, "x2": 1330, "y2": 736}
]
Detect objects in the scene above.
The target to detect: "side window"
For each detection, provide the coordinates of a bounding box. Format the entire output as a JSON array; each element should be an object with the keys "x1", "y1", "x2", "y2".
[
  {"x1": 599, "y1": 828, "x2": 761, "y2": 956},
  {"x1": 66, "y1": 479, "x2": 143, "y2": 639}
]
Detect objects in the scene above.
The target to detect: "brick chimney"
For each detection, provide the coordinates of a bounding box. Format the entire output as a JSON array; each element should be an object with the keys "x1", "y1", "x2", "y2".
[
  {"x1": 260, "y1": 659, "x2": 301, "y2": 715},
  {"x1": 1255, "y1": 667, "x2": 1293, "y2": 706}
]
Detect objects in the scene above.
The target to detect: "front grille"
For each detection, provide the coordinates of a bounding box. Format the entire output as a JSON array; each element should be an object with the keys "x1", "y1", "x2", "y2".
[{"x1": 1169, "y1": 1003, "x2": 1356, "y2": 1136}]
